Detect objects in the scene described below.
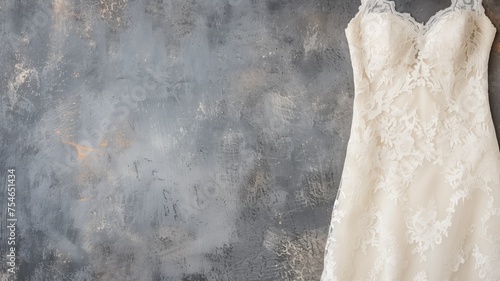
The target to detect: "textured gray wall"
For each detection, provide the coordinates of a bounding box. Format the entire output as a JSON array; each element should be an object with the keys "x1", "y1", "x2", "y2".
[{"x1": 0, "y1": 0, "x2": 499, "y2": 280}]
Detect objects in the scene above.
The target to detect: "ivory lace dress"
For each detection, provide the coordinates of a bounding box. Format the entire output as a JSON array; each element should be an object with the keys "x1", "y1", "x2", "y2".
[{"x1": 321, "y1": 0, "x2": 500, "y2": 280}]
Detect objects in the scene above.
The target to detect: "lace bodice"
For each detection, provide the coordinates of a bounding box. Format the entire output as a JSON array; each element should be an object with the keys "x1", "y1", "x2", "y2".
[
  {"x1": 322, "y1": 0, "x2": 500, "y2": 280},
  {"x1": 363, "y1": 0, "x2": 485, "y2": 30},
  {"x1": 347, "y1": 0, "x2": 495, "y2": 100}
]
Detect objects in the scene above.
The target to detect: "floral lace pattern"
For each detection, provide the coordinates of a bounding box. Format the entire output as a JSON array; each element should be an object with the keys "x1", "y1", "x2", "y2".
[{"x1": 321, "y1": 0, "x2": 500, "y2": 280}]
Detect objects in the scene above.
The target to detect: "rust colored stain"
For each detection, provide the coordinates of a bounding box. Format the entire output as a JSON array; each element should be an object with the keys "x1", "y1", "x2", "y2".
[
  {"x1": 99, "y1": 139, "x2": 109, "y2": 147},
  {"x1": 56, "y1": 129, "x2": 109, "y2": 158},
  {"x1": 55, "y1": 129, "x2": 94, "y2": 159},
  {"x1": 63, "y1": 140, "x2": 95, "y2": 159}
]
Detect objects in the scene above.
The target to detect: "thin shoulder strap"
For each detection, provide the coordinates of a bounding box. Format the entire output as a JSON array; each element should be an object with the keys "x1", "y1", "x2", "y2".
[
  {"x1": 453, "y1": 0, "x2": 484, "y2": 12},
  {"x1": 360, "y1": 0, "x2": 376, "y2": 8},
  {"x1": 362, "y1": 0, "x2": 393, "y2": 13}
]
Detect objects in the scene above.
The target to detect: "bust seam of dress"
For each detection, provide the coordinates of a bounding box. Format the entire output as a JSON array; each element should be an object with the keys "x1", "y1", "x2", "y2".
[
  {"x1": 384, "y1": 0, "x2": 455, "y2": 29},
  {"x1": 346, "y1": 0, "x2": 495, "y2": 37},
  {"x1": 385, "y1": 0, "x2": 487, "y2": 30}
]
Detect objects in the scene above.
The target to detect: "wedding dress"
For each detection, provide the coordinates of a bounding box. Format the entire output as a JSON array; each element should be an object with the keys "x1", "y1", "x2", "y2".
[{"x1": 321, "y1": 0, "x2": 500, "y2": 280}]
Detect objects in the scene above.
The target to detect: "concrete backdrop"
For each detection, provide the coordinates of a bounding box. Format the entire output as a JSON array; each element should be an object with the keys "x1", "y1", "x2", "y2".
[{"x1": 0, "y1": 0, "x2": 499, "y2": 280}]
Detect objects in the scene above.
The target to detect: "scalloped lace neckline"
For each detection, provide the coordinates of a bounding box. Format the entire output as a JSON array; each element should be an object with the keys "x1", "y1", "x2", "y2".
[{"x1": 384, "y1": 0, "x2": 454, "y2": 31}]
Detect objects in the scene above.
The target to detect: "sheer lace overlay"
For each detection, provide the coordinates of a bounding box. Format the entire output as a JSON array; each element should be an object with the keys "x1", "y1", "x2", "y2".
[{"x1": 321, "y1": 0, "x2": 499, "y2": 280}]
